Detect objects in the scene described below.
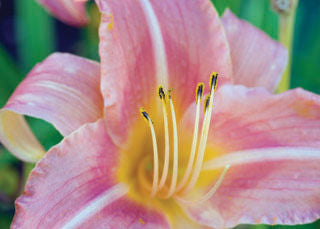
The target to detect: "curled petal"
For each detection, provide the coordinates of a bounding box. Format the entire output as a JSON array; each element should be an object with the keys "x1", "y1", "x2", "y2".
[
  {"x1": 36, "y1": 0, "x2": 88, "y2": 26},
  {"x1": 0, "y1": 53, "x2": 103, "y2": 162},
  {"x1": 96, "y1": 0, "x2": 233, "y2": 145},
  {"x1": 222, "y1": 9, "x2": 288, "y2": 92},
  {"x1": 12, "y1": 120, "x2": 170, "y2": 228},
  {"x1": 180, "y1": 147, "x2": 320, "y2": 228}
]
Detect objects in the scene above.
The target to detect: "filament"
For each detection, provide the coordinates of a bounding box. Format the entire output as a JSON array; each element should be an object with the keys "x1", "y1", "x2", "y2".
[
  {"x1": 176, "y1": 83, "x2": 204, "y2": 192},
  {"x1": 165, "y1": 93, "x2": 179, "y2": 198},
  {"x1": 158, "y1": 87, "x2": 170, "y2": 189},
  {"x1": 183, "y1": 73, "x2": 218, "y2": 193},
  {"x1": 140, "y1": 109, "x2": 159, "y2": 197}
]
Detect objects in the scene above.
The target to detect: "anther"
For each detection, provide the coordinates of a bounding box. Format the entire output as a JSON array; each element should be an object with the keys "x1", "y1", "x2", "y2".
[
  {"x1": 196, "y1": 83, "x2": 204, "y2": 102},
  {"x1": 204, "y1": 95, "x2": 210, "y2": 111},
  {"x1": 168, "y1": 88, "x2": 173, "y2": 99},
  {"x1": 140, "y1": 108, "x2": 149, "y2": 121},
  {"x1": 158, "y1": 85, "x2": 166, "y2": 102},
  {"x1": 209, "y1": 72, "x2": 218, "y2": 92}
]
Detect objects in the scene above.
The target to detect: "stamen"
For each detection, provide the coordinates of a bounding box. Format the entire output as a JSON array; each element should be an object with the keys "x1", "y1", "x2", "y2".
[
  {"x1": 184, "y1": 72, "x2": 218, "y2": 193},
  {"x1": 164, "y1": 92, "x2": 179, "y2": 198},
  {"x1": 140, "y1": 108, "x2": 159, "y2": 197},
  {"x1": 175, "y1": 164, "x2": 230, "y2": 205},
  {"x1": 158, "y1": 86, "x2": 170, "y2": 189},
  {"x1": 139, "y1": 73, "x2": 218, "y2": 198},
  {"x1": 176, "y1": 83, "x2": 204, "y2": 192}
]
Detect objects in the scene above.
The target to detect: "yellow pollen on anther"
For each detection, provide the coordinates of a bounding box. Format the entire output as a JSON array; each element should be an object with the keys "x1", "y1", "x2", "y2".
[
  {"x1": 196, "y1": 83, "x2": 205, "y2": 102},
  {"x1": 204, "y1": 95, "x2": 210, "y2": 112},
  {"x1": 140, "y1": 108, "x2": 159, "y2": 197},
  {"x1": 210, "y1": 72, "x2": 218, "y2": 91}
]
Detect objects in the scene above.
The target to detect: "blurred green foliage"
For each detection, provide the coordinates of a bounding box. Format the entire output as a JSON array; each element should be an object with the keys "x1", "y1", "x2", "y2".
[
  {"x1": 15, "y1": 0, "x2": 55, "y2": 73},
  {"x1": 0, "y1": 0, "x2": 319, "y2": 228},
  {"x1": 0, "y1": 44, "x2": 21, "y2": 108}
]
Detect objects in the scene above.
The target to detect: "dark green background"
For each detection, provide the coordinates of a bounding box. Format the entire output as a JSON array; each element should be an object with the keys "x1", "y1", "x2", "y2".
[{"x1": 0, "y1": 0, "x2": 319, "y2": 228}]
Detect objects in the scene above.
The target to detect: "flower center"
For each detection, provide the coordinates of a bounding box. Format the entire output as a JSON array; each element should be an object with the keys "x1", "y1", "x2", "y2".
[{"x1": 139, "y1": 72, "x2": 230, "y2": 203}]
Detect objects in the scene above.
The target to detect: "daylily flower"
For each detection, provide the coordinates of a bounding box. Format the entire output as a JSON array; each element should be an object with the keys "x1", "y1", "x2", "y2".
[{"x1": 1, "y1": 0, "x2": 320, "y2": 228}]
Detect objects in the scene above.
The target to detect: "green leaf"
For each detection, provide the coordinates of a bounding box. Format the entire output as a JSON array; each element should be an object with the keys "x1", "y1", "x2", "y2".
[
  {"x1": 0, "y1": 165, "x2": 19, "y2": 197},
  {"x1": 261, "y1": 1, "x2": 279, "y2": 39},
  {"x1": 80, "y1": 3, "x2": 100, "y2": 61},
  {"x1": 239, "y1": 0, "x2": 266, "y2": 28},
  {"x1": 26, "y1": 117, "x2": 63, "y2": 151},
  {"x1": 0, "y1": 213, "x2": 12, "y2": 229},
  {"x1": 0, "y1": 44, "x2": 22, "y2": 107},
  {"x1": 15, "y1": 0, "x2": 56, "y2": 73},
  {"x1": 0, "y1": 148, "x2": 18, "y2": 169},
  {"x1": 291, "y1": 1, "x2": 320, "y2": 94},
  {"x1": 212, "y1": 0, "x2": 243, "y2": 16}
]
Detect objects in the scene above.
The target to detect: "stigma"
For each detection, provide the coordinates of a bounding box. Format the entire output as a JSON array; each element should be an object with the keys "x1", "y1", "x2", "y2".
[{"x1": 140, "y1": 72, "x2": 230, "y2": 203}]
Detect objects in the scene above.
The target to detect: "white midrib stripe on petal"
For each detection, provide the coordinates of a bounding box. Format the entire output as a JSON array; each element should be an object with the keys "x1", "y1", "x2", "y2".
[
  {"x1": 33, "y1": 80, "x2": 100, "y2": 117},
  {"x1": 138, "y1": 0, "x2": 169, "y2": 88},
  {"x1": 61, "y1": 183, "x2": 128, "y2": 229},
  {"x1": 203, "y1": 147, "x2": 320, "y2": 170}
]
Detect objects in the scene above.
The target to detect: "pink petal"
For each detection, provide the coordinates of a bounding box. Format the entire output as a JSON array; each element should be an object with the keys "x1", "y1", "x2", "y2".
[
  {"x1": 182, "y1": 85, "x2": 320, "y2": 153},
  {"x1": 0, "y1": 53, "x2": 103, "y2": 162},
  {"x1": 222, "y1": 9, "x2": 288, "y2": 92},
  {"x1": 12, "y1": 119, "x2": 170, "y2": 228},
  {"x1": 180, "y1": 147, "x2": 320, "y2": 228},
  {"x1": 36, "y1": 0, "x2": 88, "y2": 26},
  {"x1": 211, "y1": 85, "x2": 320, "y2": 151},
  {"x1": 178, "y1": 85, "x2": 320, "y2": 227},
  {"x1": 96, "y1": 0, "x2": 233, "y2": 145}
]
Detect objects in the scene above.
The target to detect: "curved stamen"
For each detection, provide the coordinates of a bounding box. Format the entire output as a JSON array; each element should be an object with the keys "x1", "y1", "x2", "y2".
[
  {"x1": 183, "y1": 72, "x2": 218, "y2": 193},
  {"x1": 175, "y1": 164, "x2": 230, "y2": 205},
  {"x1": 176, "y1": 83, "x2": 204, "y2": 192},
  {"x1": 140, "y1": 108, "x2": 159, "y2": 197},
  {"x1": 158, "y1": 86, "x2": 170, "y2": 189},
  {"x1": 165, "y1": 92, "x2": 179, "y2": 198}
]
